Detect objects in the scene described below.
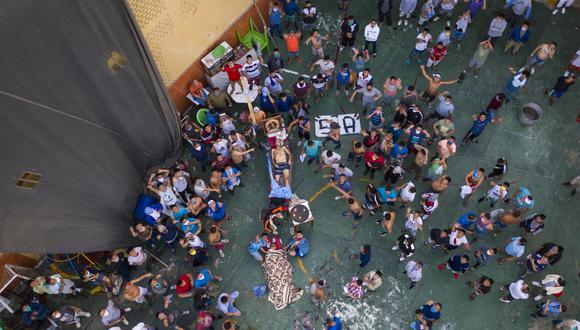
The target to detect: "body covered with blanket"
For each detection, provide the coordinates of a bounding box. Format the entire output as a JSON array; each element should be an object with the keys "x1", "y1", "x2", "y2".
[{"x1": 261, "y1": 249, "x2": 303, "y2": 310}]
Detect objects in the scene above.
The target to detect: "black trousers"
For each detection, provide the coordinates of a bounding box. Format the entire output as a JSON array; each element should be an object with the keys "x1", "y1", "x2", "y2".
[{"x1": 379, "y1": 10, "x2": 393, "y2": 26}]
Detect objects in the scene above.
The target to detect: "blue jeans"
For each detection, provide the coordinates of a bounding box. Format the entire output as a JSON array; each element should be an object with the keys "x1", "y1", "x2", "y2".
[
  {"x1": 451, "y1": 29, "x2": 465, "y2": 42},
  {"x1": 503, "y1": 81, "x2": 521, "y2": 101}
]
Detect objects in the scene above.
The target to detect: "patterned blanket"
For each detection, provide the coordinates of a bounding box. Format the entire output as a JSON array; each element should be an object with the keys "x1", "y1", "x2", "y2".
[{"x1": 262, "y1": 249, "x2": 304, "y2": 310}]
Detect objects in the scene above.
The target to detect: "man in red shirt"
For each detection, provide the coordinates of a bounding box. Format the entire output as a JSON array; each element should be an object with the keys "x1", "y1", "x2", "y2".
[
  {"x1": 222, "y1": 59, "x2": 243, "y2": 92},
  {"x1": 426, "y1": 42, "x2": 447, "y2": 70},
  {"x1": 364, "y1": 151, "x2": 385, "y2": 179}
]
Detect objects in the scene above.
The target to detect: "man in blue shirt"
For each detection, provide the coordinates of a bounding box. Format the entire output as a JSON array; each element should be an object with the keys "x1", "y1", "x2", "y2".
[
  {"x1": 189, "y1": 142, "x2": 209, "y2": 172},
  {"x1": 303, "y1": 139, "x2": 322, "y2": 163},
  {"x1": 503, "y1": 22, "x2": 531, "y2": 55},
  {"x1": 336, "y1": 63, "x2": 351, "y2": 95},
  {"x1": 390, "y1": 141, "x2": 409, "y2": 162},
  {"x1": 248, "y1": 234, "x2": 268, "y2": 262},
  {"x1": 275, "y1": 93, "x2": 294, "y2": 123},
  {"x1": 532, "y1": 299, "x2": 566, "y2": 318},
  {"x1": 286, "y1": 231, "x2": 309, "y2": 257},
  {"x1": 283, "y1": 0, "x2": 300, "y2": 31},
  {"x1": 500, "y1": 236, "x2": 527, "y2": 264},
  {"x1": 325, "y1": 315, "x2": 342, "y2": 330},
  {"x1": 420, "y1": 300, "x2": 442, "y2": 326},
  {"x1": 457, "y1": 211, "x2": 478, "y2": 230},
  {"x1": 461, "y1": 112, "x2": 493, "y2": 146},
  {"x1": 269, "y1": 2, "x2": 283, "y2": 39}
]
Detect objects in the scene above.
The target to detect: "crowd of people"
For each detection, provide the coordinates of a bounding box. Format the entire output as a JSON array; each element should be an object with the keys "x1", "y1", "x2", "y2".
[{"x1": 19, "y1": 1, "x2": 579, "y2": 329}]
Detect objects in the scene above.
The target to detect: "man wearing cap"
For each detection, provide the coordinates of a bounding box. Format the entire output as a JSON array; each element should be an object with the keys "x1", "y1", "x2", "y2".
[{"x1": 207, "y1": 200, "x2": 231, "y2": 225}]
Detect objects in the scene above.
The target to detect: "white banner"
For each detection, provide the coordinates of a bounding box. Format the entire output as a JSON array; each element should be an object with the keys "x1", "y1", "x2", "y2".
[{"x1": 314, "y1": 113, "x2": 362, "y2": 137}]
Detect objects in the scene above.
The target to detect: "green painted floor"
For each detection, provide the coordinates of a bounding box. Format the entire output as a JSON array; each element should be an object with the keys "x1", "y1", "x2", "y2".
[{"x1": 43, "y1": 1, "x2": 579, "y2": 329}]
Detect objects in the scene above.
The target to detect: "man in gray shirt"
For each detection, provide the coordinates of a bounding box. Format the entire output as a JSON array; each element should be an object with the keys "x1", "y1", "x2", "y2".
[
  {"x1": 100, "y1": 299, "x2": 130, "y2": 326},
  {"x1": 487, "y1": 13, "x2": 507, "y2": 44},
  {"x1": 427, "y1": 91, "x2": 454, "y2": 121},
  {"x1": 350, "y1": 82, "x2": 382, "y2": 113},
  {"x1": 506, "y1": 0, "x2": 532, "y2": 27}
]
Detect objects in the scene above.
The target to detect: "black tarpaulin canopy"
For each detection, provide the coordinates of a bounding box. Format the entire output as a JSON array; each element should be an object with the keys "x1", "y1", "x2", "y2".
[{"x1": 0, "y1": 1, "x2": 182, "y2": 253}]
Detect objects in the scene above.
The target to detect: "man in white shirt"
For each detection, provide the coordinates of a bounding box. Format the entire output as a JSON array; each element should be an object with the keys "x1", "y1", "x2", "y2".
[
  {"x1": 363, "y1": 19, "x2": 380, "y2": 57},
  {"x1": 404, "y1": 260, "x2": 423, "y2": 289},
  {"x1": 504, "y1": 67, "x2": 529, "y2": 102},
  {"x1": 241, "y1": 54, "x2": 263, "y2": 86},
  {"x1": 407, "y1": 27, "x2": 432, "y2": 64},
  {"x1": 397, "y1": 181, "x2": 416, "y2": 207},
  {"x1": 319, "y1": 149, "x2": 341, "y2": 170},
  {"x1": 500, "y1": 280, "x2": 530, "y2": 302},
  {"x1": 434, "y1": 0, "x2": 458, "y2": 26},
  {"x1": 310, "y1": 55, "x2": 336, "y2": 84}
]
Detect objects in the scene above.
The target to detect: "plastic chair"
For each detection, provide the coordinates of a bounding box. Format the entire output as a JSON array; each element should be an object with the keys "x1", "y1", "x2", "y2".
[
  {"x1": 196, "y1": 108, "x2": 209, "y2": 126},
  {"x1": 237, "y1": 18, "x2": 269, "y2": 53}
]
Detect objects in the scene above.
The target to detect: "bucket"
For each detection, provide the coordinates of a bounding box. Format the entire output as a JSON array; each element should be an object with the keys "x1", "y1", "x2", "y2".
[{"x1": 519, "y1": 102, "x2": 542, "y2": 126}]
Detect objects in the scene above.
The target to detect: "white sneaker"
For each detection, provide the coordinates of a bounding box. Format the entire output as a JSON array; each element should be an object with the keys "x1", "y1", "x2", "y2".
[
  {"x1": 76, "y1": 322, "x2": 81, "y2": 328},
  {"x1": 552, "y1": 8, "x2": 558, "y2": 14},
  {"x1": 531, "y1": 281, "x2": 541, "y2": 287},
  {"x1": 404, "y1": 20, "x2": 408, "y2": 26},
  {"x1": 534, "y1": 295, "x2": 543, "y2": 301},
  {"x1": 334, "y1": 195, "x2": 342, "y2": 200},
  {"x1": 221, "y1": 239, "x2": 229, "y2": 243},
  {"x1": 397, "y1": 19, "x2": 403, "y2": 26},
  {"x1": 124, "y1": 308, "x2": 132, "y2": 312},
  {"x1": 184, "y1": 310, "x2": 190, "y2": 315},
  {"x1": 446, "y1": 20, "x2": 451, "y2": 27},
  {"x1": 85, "y1": 313, "x2": 91, "y2": 318},
  {"x1": 122, "y1": 318, "x2": 130, "y2": 326},
  {"x1": 433, "y1": 16, "x2": 440, "y2": 22},
  {"x1": 392, "y1": 245, "x2": 399, "y2": 250},
  {"x1": 297, "y1": 140, "x2": 303, "y2": 147},
  {"x1": 218, "y1": 249, "x2": 225, "y2": 258},
  {"x1": 399, "y1": 257, "x2": 405, "y2": 262},
  {"x1": 562, "y1": 7, "x2": 566, "y2": 13},
  {"x1": 531, "y1": 67, "x2": 535, "y2": 75}
]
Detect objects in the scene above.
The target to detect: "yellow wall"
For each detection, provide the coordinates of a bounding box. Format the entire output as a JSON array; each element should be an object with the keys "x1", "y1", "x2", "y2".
[{"x1": 127, "y1": 0, "x2": 253, "y2": 85}]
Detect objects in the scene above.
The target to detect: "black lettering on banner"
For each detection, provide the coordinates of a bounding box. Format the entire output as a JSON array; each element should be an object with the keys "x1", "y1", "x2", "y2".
[{"x1": 341, "y1": 115, "x2": 356, "y2": 134}]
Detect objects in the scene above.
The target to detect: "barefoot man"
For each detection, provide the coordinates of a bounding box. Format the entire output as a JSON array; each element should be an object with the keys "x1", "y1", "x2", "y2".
[
  {"x1": 123, "y1": 273, "x2": 153, "y2": 304},
  {"x1": 305, "y1": 29, "x2": 329, "y2": 62},
  {"x1": 419, "y1": 65, "x2": 458, "y2": 108},
  {"x1": 520, "y1": 42, "x2": 557, "y2": 75},
  {"x1": 271, "y1": 140, "x2": 292, "y2": 186},
  {"x1": 331, "y1": 181, "x2": 365, "y2": 228}
]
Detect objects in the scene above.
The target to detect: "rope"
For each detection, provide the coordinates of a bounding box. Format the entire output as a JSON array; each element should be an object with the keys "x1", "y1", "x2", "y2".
[{"x1": 45, "y1": 254, "x2": 80, "y2": 263}]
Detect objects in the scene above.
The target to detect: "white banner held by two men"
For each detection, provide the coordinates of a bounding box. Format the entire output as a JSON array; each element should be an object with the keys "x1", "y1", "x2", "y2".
[{"x1": 314, "y1": 114, "x2": 361, "y2": 137}]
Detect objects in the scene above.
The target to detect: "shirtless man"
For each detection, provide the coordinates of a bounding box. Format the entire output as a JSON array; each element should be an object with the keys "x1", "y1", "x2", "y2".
[
  {"x1": 332, "y1": 182, "x2": 365, "y2": 228},
  {"x1": 495, "y1": 209, "x2": 522, "y2": 234},
  {"x1": 377, "y1": 210, "x2": 396, "y2": 236},
  {"x1": 271, "y1": 140, "x2": 292, "y2": 186},
  {"x1": 322, "y1": 119, "x2": 342, "y2": 149},
  {"x1": 209, "y1": 170, "x2": 223, "y2": 197},
  {"x1": 463, "y1": 168, "x2": 485, "y2": 206},
  {"x1": 521, "y1": 42, "x2": 557, "y2": 75},
  {"x1": 123, "y1": 273, "x2": 153, "y2": 304},
  {"x1": 419, "y1": 65, "x2": 458, "y2": 108},
  {"x1": 305, "y1": 29, "x2": 329, "y2": 61},
  {"x1": 231, "y1": 146, "x2": 256, "y2": 166},
  {"x1": 431, "y1": 175, "x2": 452, "y2": 194},
  {"x1": 187, "y1": 196, "x2": 207, "y2": 217},
  {"x1": 249, "y1": 106, "x2": 267, "y2": 129},
  {"x1": 348, "y1": 140, "x2": 366, "y2": 167}
]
